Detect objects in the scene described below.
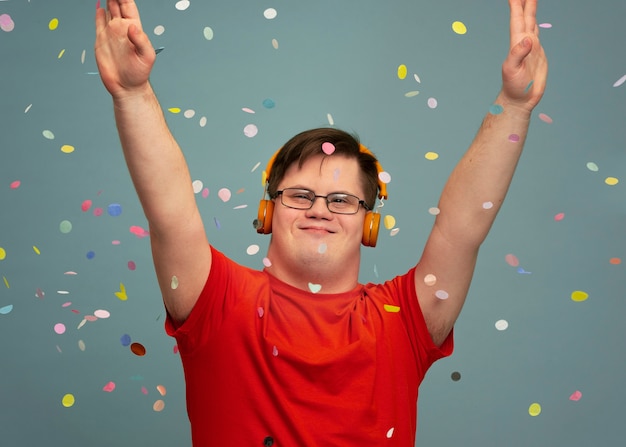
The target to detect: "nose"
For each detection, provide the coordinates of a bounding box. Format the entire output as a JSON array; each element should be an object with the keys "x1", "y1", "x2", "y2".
[{"x1": 305, "y1": 196, "x2": 332, "y2": 218}]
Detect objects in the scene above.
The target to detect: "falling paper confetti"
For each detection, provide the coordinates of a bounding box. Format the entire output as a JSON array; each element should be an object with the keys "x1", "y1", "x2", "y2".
[
  {"x1": 0, "y1": 13, "x2": 15, "y2": 32},
  {"x1": 452, "y1": 21, "x2": 467, "y2": 35},
  {"x1": 264, "y1": 8, "x2": 278, "y2": 19},
  {"x1": 61, "y1": 394, "x2": 75, "y2": 408},
  {"x1": 203, "y1": 26, "x2": 214, "y2": 40},
  {"x1": 171, "y1": 276, "x2": 179, "y2": 289},
  {"x1": 384, "y1": 304, "x2": 400, "y2": 313},
  {"x1": 425, "y1": 152, "x2": 439, "y2": 161},
  {"x1": 528, "y1": 403, "x2": 541, "y2": 416},
  {"x1": 571, "y1": 290, "x2": 589, "y2": 302},
  {"x1": 322, "y1": 142, "x2": 336, "y2": 155},
  {"x1": 569, "y1": 390, "x2": 582, "y2": 401},
  {"x1": 495, "y1": 319, "x2": 509, "y2": 331},
  {"x1": 397, "y1": 64, "x2": 407, "y2": 80},
  {"x1": 130, "y1": 342, "x2": 146, "y2": 356},
  {"x1": 308, "y1": 283, "x2": 322, "y2": 293},
  {"x1": 613, "y1": 74, "x2": 626, "y2": 88}
]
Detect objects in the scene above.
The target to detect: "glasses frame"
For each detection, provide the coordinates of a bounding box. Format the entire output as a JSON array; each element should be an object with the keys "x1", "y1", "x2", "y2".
[{"x1": 273, "y1": 188, "x2": 371, "y2": 215}]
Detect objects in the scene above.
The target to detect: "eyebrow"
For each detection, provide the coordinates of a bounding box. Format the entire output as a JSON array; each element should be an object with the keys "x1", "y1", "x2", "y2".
[{"x1": 284, "y1": 186, "x2": 359, "y2": 196}]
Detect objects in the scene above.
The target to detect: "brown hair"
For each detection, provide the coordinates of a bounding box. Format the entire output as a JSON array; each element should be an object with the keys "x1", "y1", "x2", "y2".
[{"x1": 267, "y1": 128, "x2": 380, "y2": 209}]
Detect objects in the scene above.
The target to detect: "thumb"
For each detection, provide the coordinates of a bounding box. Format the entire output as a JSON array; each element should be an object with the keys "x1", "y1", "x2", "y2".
[
  {"x1": 508, "y1": 37, "x2": 533, "y2": 69},
  {"x1": 127, "y1": 23, "x2": 155, "y2": 60}
]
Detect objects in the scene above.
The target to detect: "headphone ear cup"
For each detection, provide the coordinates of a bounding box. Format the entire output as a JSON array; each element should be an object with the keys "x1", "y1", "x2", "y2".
[
  {"x1": 362, "y1": 211, "x2": 380, "y2": 247},
  {"x1": 256, "y1": 199, "x2": 274, "y2": 234}
]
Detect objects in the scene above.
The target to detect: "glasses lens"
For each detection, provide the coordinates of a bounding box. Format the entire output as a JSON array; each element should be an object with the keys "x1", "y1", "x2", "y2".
[
  {"x1": 326, "y1": 193, "x2": 359, "y2": 214},
  {"x1": 282, "y1": 189, "x2": 315, "y2": 209}
]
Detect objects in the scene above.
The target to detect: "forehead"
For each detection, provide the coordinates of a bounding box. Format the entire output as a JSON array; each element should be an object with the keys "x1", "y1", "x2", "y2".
[{"x1": 279, "y1": 154, "x2": 364, "y2": 194}]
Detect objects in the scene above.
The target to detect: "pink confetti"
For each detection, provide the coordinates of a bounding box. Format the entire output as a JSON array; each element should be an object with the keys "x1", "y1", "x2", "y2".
[
  {"x1": 93, "y1": 207, "x2": 103, "y2": 216},
  {"x1": 128, "y1": 261, "x2": 136, "y2": 271},
  {"x1": 202, "y1": 188, "x2": 209, "y2": 198},
  {"x1": 505, "y1": 253, "x2": 520, "y2": 267},
  {"x1": 0, "y1": 14, "x2": 15, "y2": 32},
  {"x1": 9, "y1": 180, "x2": 20, "y2": 189},
  {"x1": 218, "y1": 188, "x2": 231, "y2": 202},
  {"x1": 538, "y1": 113, "x2": 553, "y2": 124},
  {"x1": 81, "y1": 200, "x2": 92, "y2": 212},
  {"x1": 321, "y1": 142, "x2": 336, "y2": 155},
  {"x1": 129, "y1": 226, "x2": 150, "y2": 238},
  {"x1": 554, "y1": 212, "x2": 565, "y2": 221},
  {"x1": 508, "y1": 134, "x2": 520, "y2": 143},
  {"x1": 257, "y1": 307, "x2": 264, "y2": 318},
  {"x1": 102, "y1": 381, "x2": 116, "y2": 392},
  {"x1": 141, "y1": 386, "x2": 148, "y2": 395},
  {"x1": 539, "y1": 23, "x2": 552, "y2": 28},
  {"x1": 54, "y1": 323, "x2": 66, "y2": 334},
  {"x1": 569, "y1": 390, "x2": 582, "y2": 401}
]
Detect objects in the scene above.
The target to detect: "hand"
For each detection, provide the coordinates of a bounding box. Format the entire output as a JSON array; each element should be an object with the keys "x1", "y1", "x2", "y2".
[
  {"x1": 501, "y1": 0, "x2": 548, "y2": 111},
  {"x1": 95, "y1": 0, "x2": 156, "y2": 98}
]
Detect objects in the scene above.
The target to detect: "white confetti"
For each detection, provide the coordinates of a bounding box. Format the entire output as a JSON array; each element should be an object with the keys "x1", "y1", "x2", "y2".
[
  {"x1": 246, "y1": 244, "x2": 260, "y2": 256},
  {"x1": 264, "y1": 8, "x2": 278, "y2": 19},
  {"x1": 482, "y1": 201, "x2": 494, "y2": 210},
  {"x1": 171, "y1": 276, "x2": 179, "y2": 290},
  {"x1": 495, "y1": 319, "x2": 509, "y2": 331},
  {"x1": 435, "y1": 290, "x2": 449, "y2": 300},
  {"x1": 175, "y1": 0, "x2": 190, "y2": 11},
  {"x1": 613, "y1": 74, "x2": 626, "y2": 88},
  {"x1": 192, "y1": 180, "x2": 204, "y2": 193}
]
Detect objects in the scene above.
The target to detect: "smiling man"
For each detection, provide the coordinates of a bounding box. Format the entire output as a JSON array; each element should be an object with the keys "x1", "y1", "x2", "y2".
[{"x1": 95, "y1": 0, "x2": 547, "y2": 445}]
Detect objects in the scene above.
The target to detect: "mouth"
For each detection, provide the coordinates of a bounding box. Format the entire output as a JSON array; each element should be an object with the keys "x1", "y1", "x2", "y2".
[{"x1": 300, "y1": 226, "x2": 335, "y2": 234}]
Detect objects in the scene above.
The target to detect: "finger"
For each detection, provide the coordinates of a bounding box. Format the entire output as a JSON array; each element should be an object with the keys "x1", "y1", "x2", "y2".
[
  {"x1": 118, "y1": 0, "x2": 142, "y2": 22},
  {"x1": 509, "y1": 37, "x2": 533, "y2": 70},
  {"x1": 107, "y1": 0, "x2": 121, "y2": 19},
  {"x1": 95, "y1": 7, "x2": 106, "y2": 36},
  {"x1": 508, "y1": 0, "x2": 525, "y2": 43},
  {"x1": 524, "y1": 0, "x2": 538, "y2": 34}
]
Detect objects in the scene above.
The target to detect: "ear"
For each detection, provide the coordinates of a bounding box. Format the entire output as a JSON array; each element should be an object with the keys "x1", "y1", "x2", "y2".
[
  {"x1": 256, "y1": 199, "x2": 274, "y2": 234},
  {"x1": 362, "y1": 211, "x2": 380, "y2": 247}
]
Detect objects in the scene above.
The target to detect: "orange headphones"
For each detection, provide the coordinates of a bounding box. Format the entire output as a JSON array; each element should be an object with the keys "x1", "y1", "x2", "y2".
[{"x1": 255, "y1": 144, "x2": 388, "y2": 247}]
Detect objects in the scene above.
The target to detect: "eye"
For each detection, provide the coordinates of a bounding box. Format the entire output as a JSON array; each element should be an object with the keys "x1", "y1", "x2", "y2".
[
  {"x1": 329, "y1": 194, "x2": 350, "y2": 204},
  {"x1": 287, "y1": 189, "x2": 314, "y2": 202}
]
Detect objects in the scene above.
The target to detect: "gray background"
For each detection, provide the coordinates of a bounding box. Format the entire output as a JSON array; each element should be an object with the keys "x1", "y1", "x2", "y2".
[{"x1": 1, "y1": 0, "x2": 624, "y2": 446}]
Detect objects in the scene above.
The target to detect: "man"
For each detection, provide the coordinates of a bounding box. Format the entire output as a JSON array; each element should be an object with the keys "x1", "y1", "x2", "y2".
[{"x1": 95, "y1": 0, "x2": 547, "y2": 445}]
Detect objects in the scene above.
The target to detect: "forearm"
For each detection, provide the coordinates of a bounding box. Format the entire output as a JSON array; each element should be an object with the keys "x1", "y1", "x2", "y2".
[
  {"x1": 435, "y1": 92, "x2": 532, "y2": 248},
  {"x1": 112, "y1": 83, "x2": 198, "y2": 234}
]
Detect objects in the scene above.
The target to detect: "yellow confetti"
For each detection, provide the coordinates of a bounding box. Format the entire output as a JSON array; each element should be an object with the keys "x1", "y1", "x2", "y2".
[
  {"x1": 114, "y1": 283, "x2": 128, "y2": 301},
  {"x1": 33, "y1": 246, "x2": 41, "y2": 255},
  {"x1": 397, "y1": 64, "x2": 407, "y2": 80},
  {"x1": 425, "y1": 152, "x2": 439, "y2": 161},
  {"x1": 49, "y1": 18, "x2": 59, "y2": 30},
  {"x1": 528, "y1": 403, "x2": 541, "y2": 416},
  {"x1": 571, "y1": 290, "x2": 589, "y2": 302},
  {"x1": 62, "y1": 394, "x2": 75, "y2": 408},
  {"x1": 61, "y1": 145, "x2": 75, "y2": 154},
  {"x1": 383, "y1": 304, "x2": 400, "y2": 313},
  {"x1": 0, "y1": 247, "x2": 6, "y2": 260},
  {"x1": 57, "y1": 49, "x2": 65, "y2": 59},
  {"x1": 168, "y1": 107, "x2": 181, "y2": 113},
  {"x1": 404, "y1": 91, "x2": 420, "y2": 97},
  {"x1": 605, "y1": 177, "x2": 619, "y2": 186},
  {"x1": 383, "y1": 215, "x2": 396, "y2": 230},
  {"x1": 452, "y1": 21, "x2": 467, "y2": 35},
  {"x1": 3, "y1": 276, "x2": 9, "y2": 288}
]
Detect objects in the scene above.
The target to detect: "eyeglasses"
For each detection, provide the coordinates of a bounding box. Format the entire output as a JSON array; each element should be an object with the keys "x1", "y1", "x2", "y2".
[{"x1": 274, "y1": 188, "x2": 370, "y2": 214}]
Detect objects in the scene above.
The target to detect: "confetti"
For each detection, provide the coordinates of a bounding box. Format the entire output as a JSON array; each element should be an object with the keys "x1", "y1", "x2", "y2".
[
  {"x1": 489, "y1": 104, "x2": 504, "y2": 115},
  {"x1": 609, "y1": 258, "x2": 621, "y2": 265},
  {"x1": 243, "y1": 124, "x2": 258, "y2": 138},
  {"x1": 613, "y1": 74, "x2": 626, "y2": 88},
  {"x1": 427, "y1": 97, "x2": 438, "y2": 108},
  {"x1": 571, "y1": 290, "x2": 589, "y2": 302},
  {"x1": 605, "y1": 177, "x2": 619, "y2": 186},
  {"x1": 322, "y1": 142, "x2": 336, "y2": 155},
  {"x1": 54, "y1": 323, "x2": 66, "y2": 334},
  {"x1": 0, "y1": 304, "x2": 13, "y2": 315},
  {"x1": 569, "y1": 390, "x2": 582, "y2": 401},
  {"x1": 129, "y1": 226, "x2": 150, "y2": 238},
  {"x1": 203, "y1": 26, "x2": 214, "y2": 40},
  {"x1": 378, "y1": 172, "x2": 391, "y2": 184},
  {"x1": 508, "y1": 134, "x2": 520, "y2": 143},
  {"x1": 61, "y1": 394, "x2": 75, "y2": 408},
  {"x1": 424, "y1": 152, "x2": 439, "y2": 160},
  {"x1": 586, "y1": 162, "x2": 599, "y2": 172},
  {"x1": 10, "y1": 180, "x2": 20, "y2": 189},
  {"x1": 452, "y1": 21, "x2": 467, "y2": 34},
  {"x1": 59, "y1": 220, "x2": 73, "y2": 233},
  {"x1": 61, "y1": 145, "x2": 75, "y2": 154},
  {"x1": 528, "y1": 403, "x2": 541, "y2": 416},
  {"x1": 0, "y1": 247, "x2": 5, "y2": 260},
  {"x1": 505, "y1": 254, "x2": 519, "y2": 267},
  {"x1": 317, "y1": 243, "x2": 327, "y2": 254},
  {"x1": 262, "y1": 99, "x2": 275, "y2": 109},
  {"x1": 554, "y1": 212, "x2": 565, "y2": 221},
  {"x1": 171, "y1": 276, "x2": 179, "y2": 289},
  {"x1": 397, "y1": 64, "x2": 407, "y2": 80},
  {"x1": 390, "y1": 228, "x2": 400, "y2": 236},
  {"x1": 120, "y1": 334, "x2": 131, "y2": 346},
  {"x1": 538, "y1": 113, "x2": 553, "y2": 124},
  {"x1": 94, "y1": 309, "x2": 110, "y2": 319},
  {"x1": 157, "y1": 385, "x2": 167, "y2": 396},
  {"x1": 272, "y1": 345, "x2": 279, "y2": 356},
  {"x1": 153, "y1": 400, "x2": 165, "y2": 412},
  {"x1": 103, "y1": 382, "x2": 116, "y2": 392},
  {"x1": 257, "y1": 307, "x2": 264, "y2": 318},
  {"x1": 495, "y1": 319, "x2": 509, "y2": 331},
  {"x1": 263, "y1": 257, "x2": 272, "y2": 267},
  {"x1": 428, "y1": 207, "x2": 440, "y2": 216},
  {"x1": 383, "y1": 215, "x2": 396, "y2": 230},
  {"x1": 272, "y1": 38, "x2": 279, "y2": 49},
  {"x1": 435, "y1": 290, "x2": 449, "y2": 300},
  {"x1": 482, "y1": 201, "x2": 494, "y2": 210},
  {"x1": 0, "y1": 13, "x2": 15, "y2": 32},
  {"x1": 264, "y1": 8, "x2": 278, "y2": 19},
  {"x1": 308, "y1": 283, "x2": 322, "y2": 293},
  {"x1": 175, "y1": 0, "x2": 190, "y2": 11},
  {"x1": 218, "y1": 188, "x2": 232, "y2": 202},
  {"x1": 404, "y1": 91, "x2": 420, "y2": 98},
  {"x1": 424, "y1": 274, "x2": 437, "y2": 286},
  {"x1": 49, "y1": 18, "x2": 59, "y2": 31},
  {"x1": 384, "y1": 304, "x2": 400, "y2": 313},
  {"x1": 246, "y1": 245, "x2": 260, "y2": 255},
  {"x1": 114, "y1": 283, "x2": 128, "y2": 301},
  {"x1": 539, "y1": 23, "x2": 552, "y2": 29},
  {"x1": 386, "y1": 428, "x2": 395, "y2": 439},
  {"x1": 154, "y1": 25, "x2": 165, "y2": 35},
  {"x1": 451, "y1": 371, "x2": 461, "y2": 381},
  {"x1": 130, "y1": 342, "x2": 146, "y2": 356}
]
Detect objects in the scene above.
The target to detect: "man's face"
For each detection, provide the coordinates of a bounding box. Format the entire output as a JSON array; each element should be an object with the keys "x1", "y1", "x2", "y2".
[{"x1": 267, "y1": 154, "x2": 366, "y2": 278}]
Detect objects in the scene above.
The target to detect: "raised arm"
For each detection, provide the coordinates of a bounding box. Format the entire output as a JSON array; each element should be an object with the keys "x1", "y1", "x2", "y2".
[
  {"x1": 415, "y1": 0, "x2": 548, "y2": 346},
  {"x1": 95, "y1": 0, "x2": 211, "y2": 325}
]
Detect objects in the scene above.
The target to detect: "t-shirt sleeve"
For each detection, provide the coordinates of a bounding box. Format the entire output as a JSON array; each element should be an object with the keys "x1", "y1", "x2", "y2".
[
  {"x1": 373, "y1": 266, "x2": 454, "y2": 377},
  {"x1": 164, "y1": 246, "x2": 247, "y2": 355}
]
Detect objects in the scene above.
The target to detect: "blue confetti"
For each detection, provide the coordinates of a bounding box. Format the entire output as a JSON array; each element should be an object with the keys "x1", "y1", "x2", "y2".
[
  {"x1": 108, "y1": 203, "x2": 122, "y2": 216},
  {"x1": 120, "y1": 334, "x2": 131, "y2": 346}
]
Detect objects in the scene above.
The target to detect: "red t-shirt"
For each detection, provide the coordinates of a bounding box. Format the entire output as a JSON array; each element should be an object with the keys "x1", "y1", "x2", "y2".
[{"x1": 166, "y1": 247, "x2": 453, "y2": 446}]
